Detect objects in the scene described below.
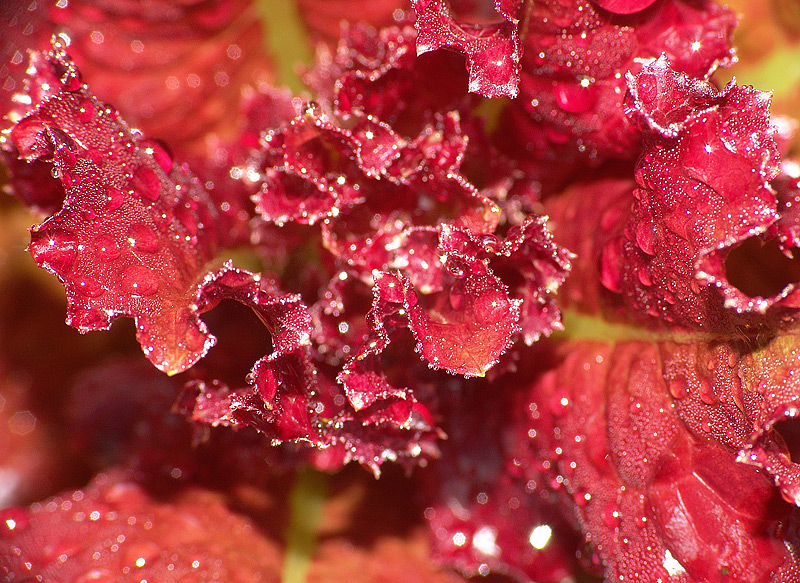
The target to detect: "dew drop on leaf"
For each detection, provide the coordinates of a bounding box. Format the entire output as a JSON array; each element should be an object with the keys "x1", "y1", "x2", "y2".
[
  {"x1": 29, "y1": 231, "x2": 78, "y2": 273},
  {"x1": 602, "y1": 503, "x2": 621, "y2": 529},
  {"x1": 76, "y1": 278, "x2": 105, "y2": 298},
  {"x1": 121, "y1": 265, "x2": 159, "y2": 296},
  {"x1": 127, "y1": 224, "x2": 160, "y2": 254},
  {"x1": 553, "y1": 81, "x2": 598, "y2": 114},
  {"x1": 105, "y1": 186, "x2": 124, "y2": 211},
  {"x1": 129, "y1": 167, "x2": 161, "y2": 202},
  {"x1": 77, "y1": 98, "x2": 95, "y2": 123},
  {"x1": 94, "y1": 235, "x2": 121, "y2": 261},
  {"x1": 140, "y1": 139, "x2": 173, "y2": 173},
  {"x1": 449, "y1": 284, "x2": 465, "y2": 311},
  {"x1": 0, "y1": 507, "x2": 30, "y2": 539},
  {"x1": 668, "y1": 377, "x2": 689, "y2": 399}
]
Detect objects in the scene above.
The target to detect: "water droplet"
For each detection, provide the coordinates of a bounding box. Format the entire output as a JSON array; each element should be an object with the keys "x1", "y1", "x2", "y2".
[
  {"x1": 123, "y1": 541, "x2": 160, "y2": 568},
  {"x1": 77, "y1": 98, "x2": 95, "y2": 123},
  {"x1": 121, "y1": 265, "x2": 158, "y2": 296},
  {"x1": 140, "y1": 139, "x2": 173, "y2": 173},
  {"x1": 554, "y1": 80, "x2": 598, "y2": 114},
  {"x1": 478, "y1": 234, "x2": 501, "y2": 254},
  {"x1": 550, "y1": 389, "x2": 570, "y2": 416},
  {"x1": 447, "y1": 261, "x2": 466, "y2": 278},
  {"x1": 634, "y1": 222, "x2": 656, "y2": 255},
  {"x1": 574, "y1": 489, "x2": 591, "y2": 507},
  {"x1": 446, "y1": 230, "x2": 472, "y2": 253},
  {"x1": 629, "y1": 397, "x2": 643, "y2": 413},
  {"x1": 154, "y1": 209, "x2": 174, "y2": 231},
  {"x1": 449, "y1": 284, "x2": 465, "y2": 310},
  {"x1": 602, "y1": 503, "x2": 621, "y2": 529},
  {"x1": 698, "y1": 378, "x2": 717, "y2": 405},
  {"x1": 94, "y1": 235, "x2": 121, "y2": 261},
  {"x1": 668, "y1": 377, "x2": 689, "y2": 399},
  {"x1": 63, "y1": 74, "x2": 82, "y2": 93},
  {"x1": 106, "y1": 186, "x2": 124, "y2": 211},
  {"x1": 0, "y1": 507, "x2": 29, "y2": 539},
  {"x1": 77, "y1": 278, "x2": 105, "y2": 298},
  {"x1": 127, "y1": 224, "x2": 160, "y2": 253},
  {"x1": 637, "y1": 73, "x2": 658, "y2": 104},
  {"x1": 30, "y1": 231, "x2": 78, "y2": 273},
  {"x1": 129, "y1": 167, "x2": 161, "y2": 202}
]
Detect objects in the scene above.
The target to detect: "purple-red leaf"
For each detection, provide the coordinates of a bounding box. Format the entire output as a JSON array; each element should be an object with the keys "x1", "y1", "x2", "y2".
[
  {"x1": 369, "y1": 266, "x2": 520, "y2": 378},
  {"x1": 500, "y1": 0, "x2": 736, "y2": 186},
  {"x1": 519, "y1": 340, "x2": 800, "y2": 582},
  {"x1": 411, "y1": 0, "x2": 524, "y2": 98},
  {"x1": 0, "y1": 472, "x2": 284, "y2": 583},
  {"x1": 591, "y1": 0, "x2": 659, "y2": 14},
  {"x1": 48, "y1": 0, "x2": 276, "y2": 160},
  {"x1": 10, "y1": 43, "x2": 225, "y2": 374},
  {"x1": 600, "y1": 57, "x2": 795, "y2": 329}
]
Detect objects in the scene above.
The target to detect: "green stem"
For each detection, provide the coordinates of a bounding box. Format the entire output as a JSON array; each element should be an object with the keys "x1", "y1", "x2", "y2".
[
  {"x1": 282, "y1": 467, "x2": 328, "y2": 583},
  {"x1": 256, "y1": 0, "x2": 313, "y2": 94},
  {"x1": 554, "y1": 309, "x2": 752, "y2": 344}
]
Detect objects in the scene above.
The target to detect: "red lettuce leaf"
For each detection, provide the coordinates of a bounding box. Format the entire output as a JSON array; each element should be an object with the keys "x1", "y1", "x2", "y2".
[
  {"x1": 530, "y1": 56, "x2": 800, "y2": 580},
  {"x1": 421, "y1": 370, "x2": 582, "y2": 582},
  {"x1": 352, "y1": 254, "x2": 518, "y2": 378},
  {"x1": 48, "y1": 0, "x2": 275, "y2": 160},
  {"x1": 439, "y1": 218, "x2": 573, "y2": 344},
  {"x1": 338, "y1": 216, "x2": 570, "y2": 381},
  {"x1": 180, "y1": 359, "x2": 441, "y2": 475},
  {"x1": 500, "y1": 0, "x2": 736, "y2": 186},
  {"x1": 297, "y1": 0, "x2": 406, "y2": 46},
  {"x1": 411, "y1": 0, "x2": 524, "y2": 98},
  {"x1": 599, "y1": 57, "x2": 798, "y2": 330},
  {"x1": 0, "y1": 1, "x2": 63, "y2": 212},
  {"x1": 0, "y1": 467, "x2": 470, "y2": 583},
  {"x1": 0, "y1": 472, "x2": 284, "y2": 583},
  {"x1": 0, "y1": 0, "x2": 285, "y2": 248},
  {"x1": 545, "y1": 175, "x2": 637, "y2": 319},
  {"x1": 252, "y1": 104, "x2": 496, "y2": 238},
  {"x1": 8, "y1": 43, "x2": 230, "y2": 375},
  {"x1": 519, "y1": 340, "x2": 800, "y2": 582},
  {"x1": 305, "y1": 21, "x2": 474, "y2": 137},
  {"x1": 194, "y1": 264, "x2": 313, "y2": 357},
  {"x1": 592, "y1": 0, "x2": 659, "y2": 14},
  {"x1": 175, "y1": 266, "x2": 441, "y2": 474}
]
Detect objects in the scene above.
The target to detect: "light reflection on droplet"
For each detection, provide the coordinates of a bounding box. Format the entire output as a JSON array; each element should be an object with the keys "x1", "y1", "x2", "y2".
[
  {"x1": 663, "y1": 549, "x2": 686, "y2": 576},
  {"x1": 529, "y1": 524, "x2": 552, "y2": 549},
  {"x1": 472, "y1": 526, "x2": 499, "y2": 557}
]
